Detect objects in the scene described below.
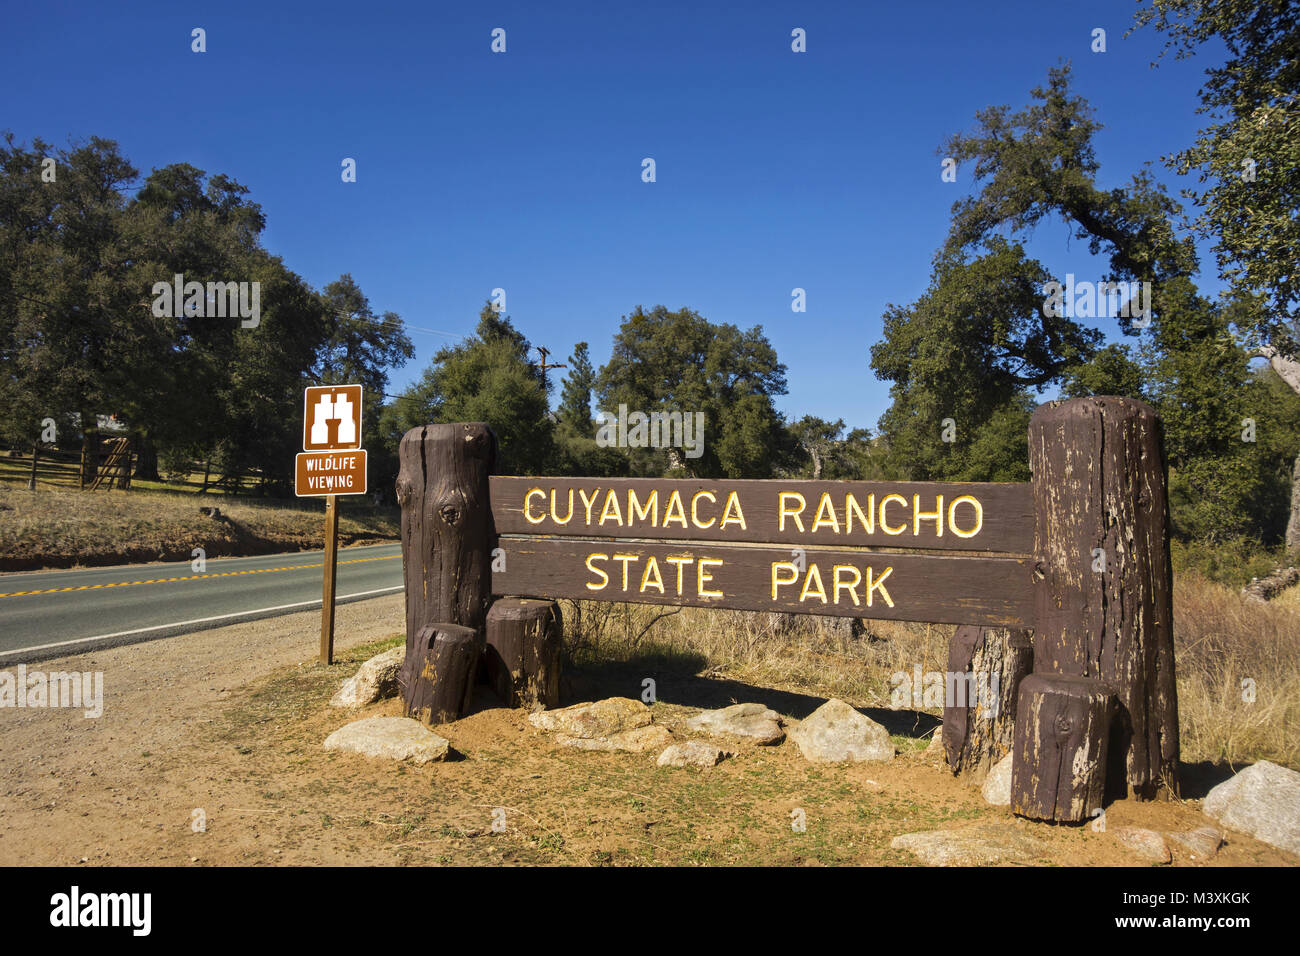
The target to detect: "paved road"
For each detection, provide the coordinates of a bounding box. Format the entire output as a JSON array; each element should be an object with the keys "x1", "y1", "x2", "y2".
[{"x1": 0, "y1": 543, "x2": 403, "y2": 662}]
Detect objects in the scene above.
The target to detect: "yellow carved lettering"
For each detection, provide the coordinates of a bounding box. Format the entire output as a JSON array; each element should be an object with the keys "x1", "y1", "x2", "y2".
[
  {"x1": 628, "y1": 489, "x2": 658, "y2": 526},
  {"x1": 612, "y1": 553, "x2": 638, "y2": 590},
  {"x1": 800, "y1": 564, "x2": 828, "y2": 603},
  {"x1": 663, "y1": 491, "x2": 688, "y2": 528},
  {"x1": 640, "y1": 556, "x2": 665, "y2": 593},
  {"x1": 691, "y1": 491, "x2": 717, "y2": 529},
  {"x1": 524, "y1": 488, "x2": 546, "y2": 524},
  {"x1": 698, "y1": 558, "x2": 723, "y2": 598},
  {"x1": 845, "y1": 493, "x2": 873, "y2": 534},
  {"x1": 779, "y1": 492, "x2": 806, "y2": 533},
  {"x1": 585, "y1": 553, "x2": 609, "y2": 591},
  {"x1": 948, "y1": 495, "x2": 983, "y2": 538},
  {"x1": 665, "y1": 555, "x2": 693, "y2": 595},
  {"x1": 833, "y1": 565, "x2": 862, "y2": 606},
  {"x1": 811, "y1": 493, "x2": 840, "y2": 533},
  {"x1": 720, "y1": 491, "x2": 746, "y2": 530},
  {"x1": 771, "y1": 561, "x2": 798, "y2": 599},
  {"x1": 579, "y1": 488, "x2": 601, "y2": 525},
  {"x1": 600, "y1": 489, "x2": 624, "y2": 526},
  {"x1": 550, "y1": 488, "x2": 574, "y2": 524},
  {"x1": 866, "y1": 566, "x2": 894, "y2": 607},
  {"x1": 913, "y1": 494, "x2": 943, "y2": 536},
  {"x1": 880, "y1": 494, "x2": 907, "y2": 535}
]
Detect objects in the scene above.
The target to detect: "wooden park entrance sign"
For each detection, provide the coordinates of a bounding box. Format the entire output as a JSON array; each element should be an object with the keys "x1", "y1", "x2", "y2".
[{"x1": 394, "y1": 397, "x2": 1180, "y2": 824}]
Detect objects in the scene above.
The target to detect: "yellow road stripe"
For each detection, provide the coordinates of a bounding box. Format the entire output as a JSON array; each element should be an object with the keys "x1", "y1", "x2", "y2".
[{"x1": 0, "y1": 553, "x2": 400, "y2": 598}]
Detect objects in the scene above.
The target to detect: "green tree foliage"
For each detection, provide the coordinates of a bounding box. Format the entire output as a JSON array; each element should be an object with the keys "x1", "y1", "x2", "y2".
[
  {"x1": 557, "y1": 342, "x2": 594, "y2": 431},
  {"x1": 316, "y1": 274, "x2": 414, "y2": 497},
  {"x1": 0, "y1": 135, "x2": 410, "y2": 495},
  {"x1": 910, "y1": 65, "x2": 1300, "y2": 544},
  {"x1": 550, "y1": 341, "x2": 628, "y2": 477},
  {"x1": 871, "y1": 240, "x2": 1097, "y2": 480},
  {"x1": 383, "y1": 303, "x2": 552, "y2": 475},
  {"x1": 1061, "y1": 344, "x2": 1147, "y2": 399},
  {"x1": 1142, "y1": 280, "x2": 1297, "y2": 541},
  {"x1": 1134, "y1": 0, "x2": 1300, "y2": 345},
  {"x1": 781, "y1": 416, "x2": 882, "y2": 480},
  {"x1": 942, "y1": 65, "x2": 1197, "y2": 295},
  {"x1": 594, "y1": 305, "x2": 788, "y2": 478},
  {"x1": 784, "y1": 415, "x2": 847, "y2": 480}
]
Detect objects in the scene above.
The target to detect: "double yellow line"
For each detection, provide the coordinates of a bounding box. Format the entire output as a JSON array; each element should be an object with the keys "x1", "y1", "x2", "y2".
[{"x1": 0, "y1": 553, "x2": 400, "y2": 599}]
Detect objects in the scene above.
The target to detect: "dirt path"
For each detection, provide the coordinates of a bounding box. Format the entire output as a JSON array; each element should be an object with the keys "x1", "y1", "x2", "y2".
[{"x1": 1, "y1": 597, "x2": 1293, "y2": 867}]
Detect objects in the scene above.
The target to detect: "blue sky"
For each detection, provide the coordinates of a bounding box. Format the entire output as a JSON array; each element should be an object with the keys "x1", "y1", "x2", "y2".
[{"x1": 2, "y1": 0, "x2": 1224, "y2": 432}]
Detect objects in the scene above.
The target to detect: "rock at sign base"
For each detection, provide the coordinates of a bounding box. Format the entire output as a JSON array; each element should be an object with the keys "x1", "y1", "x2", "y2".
[
  {"x1": 981, "y1": 753, "x2": 1013, "y2": 806},
  {"x1": 527, "y1": 697, "x2": 651, "y2": 739},
  {"x1": 330, "y1": 646, "x2": 405, "y2": 708},
  {"x1": 323, "y1": 716, "x2": 451, "y2": 764},
  {"x1": 1202, "y1": 760, "x2": 1300, "y2": 857},
  {"x1": 789, "y1": 698, "x2": 894, "y2": 763},
  {"x1": 1112, "y1": 826, "x2": 1172, "y2": 864},
  {"x1": 657, "y1": 740, "x2": 732, "y2": 768},
  {"x1": 685, "y1": 702, "x2": 784, "y2": 745},
  {"x1": 557, "y1": 724, "x2": 673, "y2": 753},
  {"x1": 1164, "y1": 826, "x2": 1223, "y2": 861},
  {"x1": 890, "y1": 823, "x2": 1045, "y2": 866}
]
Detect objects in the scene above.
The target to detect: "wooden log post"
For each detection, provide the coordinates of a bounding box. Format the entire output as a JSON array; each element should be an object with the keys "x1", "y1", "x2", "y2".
[
  {"x1": 1011, "y1": 674, "x2": 1115, "y2": 822},
  {"x1": 484, "y1": 598, "x2": 562, "y2": 709},
  {"x1": 942, "y1": 625, "x2": 1033, "y2": 778},
  {"x1": 398, "y1": 624, "x2": 480, "y2": 724},
  {"x1": 395, "y1": 422, "x2": 496, "y2": 722},
  {"x1": 1029, "y1": 397, "x2": 1179, "y2": 800}
]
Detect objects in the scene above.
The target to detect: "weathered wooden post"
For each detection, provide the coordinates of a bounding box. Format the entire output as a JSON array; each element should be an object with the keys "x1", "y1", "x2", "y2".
[
  {"x1": 399, "y1": 624, "x2": 480, "y2": 724},
  {"x1": 943, "y1": 625, "x2": 1033, "y2": 778},
  {"x1": 394, "y1": 422, "x2": 496, "y2": 723},
  {"x1": 484, "y1": 598, "x2": 562, "y2": 709},
  {"x1": 1011, "y1": 674, "x2": 1115, "y2": 822},
  {"x1": 320, "y1": 494, "x2": 339, "y2": 665},
  {"x1": 1027, "y1": 397, "x2": 1179, "y2": 801}
]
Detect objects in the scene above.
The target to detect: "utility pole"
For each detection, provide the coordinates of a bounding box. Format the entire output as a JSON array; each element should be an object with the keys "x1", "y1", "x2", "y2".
[{"x1": 532, "y1": 347, "x2": 566, "y2": 391}]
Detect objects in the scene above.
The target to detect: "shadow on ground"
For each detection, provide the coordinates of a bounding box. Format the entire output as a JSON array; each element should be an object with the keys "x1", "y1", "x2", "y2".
[
  {"x1": 560, "y1": 649, "x2": 941, "y2": 740},
  {"x1": 1178, "y1": 760, "x2": 1247, "y2": 799}
]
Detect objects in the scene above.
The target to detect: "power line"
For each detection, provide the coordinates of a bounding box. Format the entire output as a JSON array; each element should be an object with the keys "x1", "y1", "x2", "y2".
[{"x1": 331, "y1": 308, "x2": 466, "y2": 341}]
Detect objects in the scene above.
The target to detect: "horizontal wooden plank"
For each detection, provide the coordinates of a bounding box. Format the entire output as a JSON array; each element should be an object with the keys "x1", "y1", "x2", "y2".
[
  {"x1": 491, "y1": 537, "x2": 1035, "y2": 627},
  {"x1": 490, "y1": 476, "x2": 1033, "y2": 554}
]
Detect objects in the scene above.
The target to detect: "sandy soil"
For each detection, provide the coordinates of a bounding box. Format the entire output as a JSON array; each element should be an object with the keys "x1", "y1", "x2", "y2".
[{"x1": 0, "y1": 596, "x2": 1293, "y2": 867}]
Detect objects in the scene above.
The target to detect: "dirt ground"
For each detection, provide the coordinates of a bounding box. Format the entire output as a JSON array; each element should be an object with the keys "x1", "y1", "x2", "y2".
[{"x1": 0, "y1": 595, "x2": 1293, "y2": 867}]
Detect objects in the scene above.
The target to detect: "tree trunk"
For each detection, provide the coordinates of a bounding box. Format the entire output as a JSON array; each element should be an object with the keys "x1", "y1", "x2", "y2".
[
  {"x1": 1029, "y1": 397, "x2": 1179, "y2": 801},
  {"x1": 394, "y1": 422, "x2": 497, "y2": 721},
  {"x1": 78, "y1": 412, "x2": 98, "y2": 489},
  {"x1": 1286, "y1": 451, "x2": 1300, "y2": 555},
  {"x1": 1254, "y1": 347, "x2": 1300, "y2": 556},
  {"x1": 27, "y1": 443, "x2": 39, "y2": 490},
  {"x1": 133, "y1": 434, "x2": 160, "y2": 482},
  {"x1": 942, "y1": 625, "x2": 1033, "y2": 779},
  {"x1": 484, "y1": 598, "x2": 562, "y2": 709}
]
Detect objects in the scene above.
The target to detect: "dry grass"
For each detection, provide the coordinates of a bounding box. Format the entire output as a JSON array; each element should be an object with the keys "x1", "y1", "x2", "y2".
[
  {"x1": 0, "y1": 484, "x2": 398, "y2": 570},
  {"x1": 1174, "y1": 572, "x2": 1300, "y2": 768},
  {"x1": 556, "y1": 571, "x2": 1300, "y2": 771}
]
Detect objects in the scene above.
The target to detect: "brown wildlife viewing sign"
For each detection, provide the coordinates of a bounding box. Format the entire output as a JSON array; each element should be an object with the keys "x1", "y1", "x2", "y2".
[
  {"x1": 295, "y1": 383, "x2": 368, "y2": 667},
  {"x1": 393, "y1": 397, "x2": 1181, "y2": 824}
]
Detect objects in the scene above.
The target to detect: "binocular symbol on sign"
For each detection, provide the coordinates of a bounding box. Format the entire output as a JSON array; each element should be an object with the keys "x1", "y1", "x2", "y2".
[{"x1": 310, "y1": 392, "x2": 357, "y2": 447}]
